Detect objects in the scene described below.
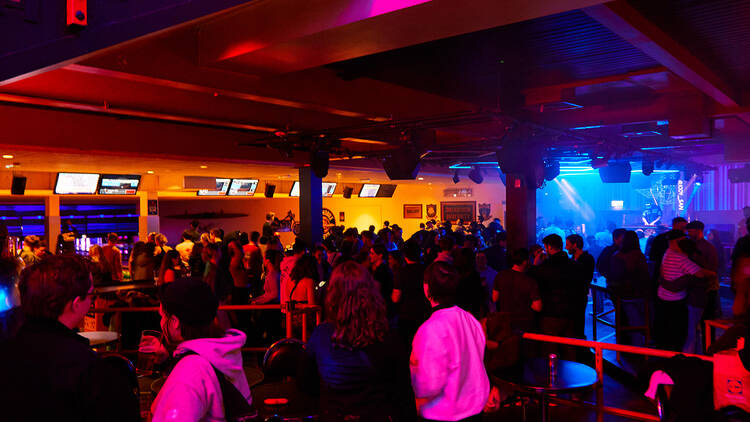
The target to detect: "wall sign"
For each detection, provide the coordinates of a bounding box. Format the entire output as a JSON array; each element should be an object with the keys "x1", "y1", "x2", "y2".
[
  {"x1": 440, "y1": 201, "x2": 476, "y2": 222},
  {"x1": 147, "y1": 200, "x2": 158, "y2": 216}
]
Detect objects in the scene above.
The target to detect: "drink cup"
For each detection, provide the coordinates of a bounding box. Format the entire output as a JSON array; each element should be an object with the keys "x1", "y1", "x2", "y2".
[{"x1": 136, "y1": 330, "x2": 162, "y2": 376}]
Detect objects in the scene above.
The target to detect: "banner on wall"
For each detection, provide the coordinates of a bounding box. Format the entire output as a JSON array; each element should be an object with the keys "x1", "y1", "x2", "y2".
[{"x1": 441, "y1": 201, "x2": 476, "y2": 222}]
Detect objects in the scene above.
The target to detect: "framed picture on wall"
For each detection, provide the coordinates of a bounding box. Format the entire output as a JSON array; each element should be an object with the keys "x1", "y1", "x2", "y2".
[
  {"x1": 440, "y1": 201, "x2": 476, "y2": 222},
  {"x1": 403, "y1": 204, "x2": 422, "y2": 219}
]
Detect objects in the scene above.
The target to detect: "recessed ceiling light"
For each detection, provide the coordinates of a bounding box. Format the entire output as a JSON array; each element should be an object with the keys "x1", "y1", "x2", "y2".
[
  {"x1": 147, "y1": 170, "x2": 154, "y2": 174},
  {"x1": 200, "y1": 165, "x2": 208, "y2": 169},
  {"x1": 2, "y1": 154, "x2": 13, "y2": 159}
]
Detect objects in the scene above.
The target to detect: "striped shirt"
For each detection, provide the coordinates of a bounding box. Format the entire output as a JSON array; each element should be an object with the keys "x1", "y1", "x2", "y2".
[{"x1": 658, "y1": 248, "x2": 701, "y2": 301}]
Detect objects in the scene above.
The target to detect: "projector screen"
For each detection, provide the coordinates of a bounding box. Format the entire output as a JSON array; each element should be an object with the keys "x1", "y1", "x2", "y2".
[
  {"x1": 55, "y1": 173, "x2": 100, "y2": 195},
  {"x1": 98, "y1": 174, "x2": 141, "y2": 195},
  {"x1": 227, "y1": 179, "x2": 259, "y2": 196}
]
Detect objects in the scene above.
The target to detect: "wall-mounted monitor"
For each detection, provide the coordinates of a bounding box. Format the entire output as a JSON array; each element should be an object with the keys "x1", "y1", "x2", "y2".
[
  {"x1": 322, "y1": 182, "x2": 337, "y2": 197},
  {"x1": 227, "y1": 179, "x2": 259, "y2": 196},
  {"x1": 98, "y1": 174, "x2": 141, "y2": 195},
  {"x1": 359, "y1": 183, "x2": 380, "y2": 198},
  {"x1": 289, "y1": 181, "x2": 338, "y2": 197},
  {"x1": 197, "y1": 178, "x2": 231, "y2": 196},
  {"x1": 375, "y1": 184, "x2": 396, "y2": 198},
  {"x1": 55, "y1": 173, "x2": 100, "y2": 195}
]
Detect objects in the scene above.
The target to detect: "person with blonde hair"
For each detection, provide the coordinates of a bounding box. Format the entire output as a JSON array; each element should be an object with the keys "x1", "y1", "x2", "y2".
[{"x1": 300, "y1": 261, "x2": 415, "y2": 421}]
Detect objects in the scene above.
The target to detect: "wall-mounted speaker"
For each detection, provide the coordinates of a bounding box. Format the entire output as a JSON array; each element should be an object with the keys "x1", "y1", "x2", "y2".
[
  {"x1": 265, "y1": 184, "x2": 276, "y2": 198},
  {"x1": 383, "y1": 150, "x2": 421, "y2": 180},
  {"x1": 599, "y1": 161, "x2": 632, "y2": 183},
  {"x1": 11, "y1": 176, "x2": 26, "y2": 195},
  {"x1": 310, "y1": 150, "x2": 329, "y2": 179},
  {"x1": 343, "y1": 187, "x2": 353, "y2": 199}
]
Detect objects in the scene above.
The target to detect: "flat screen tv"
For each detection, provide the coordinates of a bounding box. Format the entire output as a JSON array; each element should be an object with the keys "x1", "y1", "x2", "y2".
[
  {"x1": 55, "y1": 173, "x2": 100, "y2": 195},
  {"x1": 289, "y1": 181, "x2": 337, "y2": 197},
  {"x1": 98, "y1": 174, "x2": 141, "y2": 195},
  {"x1": 359, "y1": 183, "x2": 380, "y2": 197},
  {"x1": 375, "y1": 184, "x2": 396, "y2": 197},
  {"x1": 227, "y1": 179, "x2": 259, "y2": 196},
  {"x1": 322, "y1": 182, "x2": 337, "y2": 197},
  {"x1": 197, "y1": 178, "x2": 231, "y2": 196}
]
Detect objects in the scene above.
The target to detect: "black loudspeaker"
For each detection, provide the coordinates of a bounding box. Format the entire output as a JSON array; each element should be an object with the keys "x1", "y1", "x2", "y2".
[
  {"x1": 310, "y1": 150, "x2": 329, "y2": 179},
  {"x1": 265, "y1": 184, "x2": 276, "y2": 198},
  {"x1": 343, "y1": 186, "x2": 353, "y2": 198},
  {"x1": 383, "y1": 150, "x2": 421, "y2": 180},
  {"x1": 599, "y1": 161, "x2": 632, "y2": 183},
  {"x1": 11, "y1": 176, "x2": 26, "y2": 195}
]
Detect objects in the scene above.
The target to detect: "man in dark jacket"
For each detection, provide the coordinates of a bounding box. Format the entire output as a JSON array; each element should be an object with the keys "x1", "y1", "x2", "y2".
[
  {"x1": 483, "y1": 231, "x2": 508, "y2": 272},
  {"x1": 566, "y1": 234, "x2": 595, "y2": 339},
  {"x1": 596, "y1": 228, "x2": 627, "y2": 281},
  {"x1": 530, "y1": 234, "x2": 581, "y2": 360},
  {"x1": 0, "y1": 255, "x2": 138, "y2": 422},
  {"x1": 392, "y1": 240, "x2": 430, "y2": 347}
]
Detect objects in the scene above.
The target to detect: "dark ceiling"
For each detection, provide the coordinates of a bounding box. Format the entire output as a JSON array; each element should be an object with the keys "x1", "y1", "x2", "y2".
[{"x1": 329, "y1": 9, "x2": 660, "y2": 108}]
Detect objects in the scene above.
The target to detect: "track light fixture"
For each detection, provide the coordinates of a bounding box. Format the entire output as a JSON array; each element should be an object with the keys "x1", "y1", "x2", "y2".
[{"x1": 453, "y1": 170, "x2": 460, "y2": 184}]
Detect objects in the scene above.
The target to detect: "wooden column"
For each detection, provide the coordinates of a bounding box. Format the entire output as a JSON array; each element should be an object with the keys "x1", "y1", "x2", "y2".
[
  {"x1": 44, "y1": 195, "x2": 60, "y2": 254},
  {"x1": 505, "y1": 173, "x2": 537, "y2": 251},
  {"x1": 138, "y1": 191, "x2": 160, "y2": 242}
]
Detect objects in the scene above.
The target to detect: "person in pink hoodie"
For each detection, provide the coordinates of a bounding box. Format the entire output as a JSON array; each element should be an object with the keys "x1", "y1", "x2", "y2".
[
  {"x1": 140, "y1": 277, "x2": 252, "y2": 422},
  {"x1": 410, "y1": 262, "x2": 489, "y2": 422}
]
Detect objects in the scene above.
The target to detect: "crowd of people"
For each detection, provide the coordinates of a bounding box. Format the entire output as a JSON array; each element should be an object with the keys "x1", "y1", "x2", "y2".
[{"x1": 1, "y1": 211, "x2": 749, "y2": 421}]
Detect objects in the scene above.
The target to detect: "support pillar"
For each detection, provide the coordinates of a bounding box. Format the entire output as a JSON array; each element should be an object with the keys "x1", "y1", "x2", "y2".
[
  {"x1": 299, "y1": 167, "x2": 322, "y2": 247},
  {"x1": 139, "y1": 191, "x2": 160, "y2": 242},
  {"x1": 44, "y1": 196, "x2": 60, "y2": 254},
  {"x1": 505, "y1": 173, "x2": 537, "y2": 251}
]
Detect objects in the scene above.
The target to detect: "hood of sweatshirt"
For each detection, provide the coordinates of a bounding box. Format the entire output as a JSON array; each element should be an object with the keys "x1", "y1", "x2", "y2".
[{"x1": 175, "y1": 329, "x2": 249, "y2": 395}]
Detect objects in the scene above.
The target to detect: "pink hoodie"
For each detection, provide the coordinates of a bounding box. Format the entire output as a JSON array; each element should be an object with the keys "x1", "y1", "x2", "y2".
[{"x1": 151, "y1": 329, "x2": 251, "y2": 422}]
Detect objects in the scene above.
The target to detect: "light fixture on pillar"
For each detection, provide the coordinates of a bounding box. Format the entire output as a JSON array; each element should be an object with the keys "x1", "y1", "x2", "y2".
[
  {"x1": 468, "y1": 167, "x2": 483, "y2": 184},
  {"x1": 543, "y1": 159, "x2": 560, "y2": 181},
  {"x1": 642, "y1": 159, "x2": 654, "y2": 176},
  {"x1": 452, "y1": 170, "x2": 460, "y2": 184}
]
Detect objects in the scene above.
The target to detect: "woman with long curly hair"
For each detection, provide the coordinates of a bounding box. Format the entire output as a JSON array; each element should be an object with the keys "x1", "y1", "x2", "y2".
[{"x1": 300, "y1": 261, "x2": 415, "y2": 422}]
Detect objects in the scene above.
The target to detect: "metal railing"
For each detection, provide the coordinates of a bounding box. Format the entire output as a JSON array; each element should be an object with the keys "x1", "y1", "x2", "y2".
[
  {"x1": 521, "y1": 332, "x2": 713, "y2": 422},
  {"x1": 87, "y1": 303, "x2": 322, "y2": 353}
]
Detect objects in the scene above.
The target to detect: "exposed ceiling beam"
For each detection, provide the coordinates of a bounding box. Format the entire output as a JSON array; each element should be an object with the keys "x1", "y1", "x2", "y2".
[
  {"x1": 201, "y1": 0, "x2": 609, "y2": 75},
  {"x1": 584, "y1": 0, "x2": 740, "y2": 108},
  {"x1": 64, "y1": 64, "x2": 388, "y2": 122},
  {"x1": 523, "y1": 66, "x2": 669, "y2": 106}
]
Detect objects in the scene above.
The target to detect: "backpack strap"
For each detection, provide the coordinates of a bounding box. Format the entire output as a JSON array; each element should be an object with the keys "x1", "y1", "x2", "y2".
[{"x1": 172, "y1": 351, "x2": 257, "y2": 421}]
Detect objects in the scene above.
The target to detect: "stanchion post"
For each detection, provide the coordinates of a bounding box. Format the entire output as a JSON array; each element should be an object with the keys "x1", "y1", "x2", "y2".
[
  {"x1": 302, "y1": 311, "x2": 308, "y2": 342},
  {"x1": 286, "y1": 311, "x2": 293, "y2": 339},
  {"x1": 595, "y1": 347, "x2": 604, "y2": 422}
]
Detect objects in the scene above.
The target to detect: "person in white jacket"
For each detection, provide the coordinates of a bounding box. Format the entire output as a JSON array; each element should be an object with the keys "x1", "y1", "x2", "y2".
[
  {"x1": 140, "y1": 277, "x2": 252, "y2": 422},
  {"x1": 411, "y1": 262, "x2": 490, "y2": 422}
]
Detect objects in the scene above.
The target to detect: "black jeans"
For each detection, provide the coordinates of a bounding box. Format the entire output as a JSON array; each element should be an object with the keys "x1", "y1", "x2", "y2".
[{"x1": 655, "y1": 298, "x2": 687, "y2": 351}]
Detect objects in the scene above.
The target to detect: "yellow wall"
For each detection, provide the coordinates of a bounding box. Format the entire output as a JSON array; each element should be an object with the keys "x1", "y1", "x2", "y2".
[{"x1": 158, "y1": 180, "x2": 505, "y2": 246}]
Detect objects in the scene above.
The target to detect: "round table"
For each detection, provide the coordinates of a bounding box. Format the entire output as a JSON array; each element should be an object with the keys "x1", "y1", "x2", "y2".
[
  {"x1": 491, "y1": 358, "x2": 598, "y2": 422},
  {"x1": 78, "y1": 331, "x2": 120, "y2": 347}
]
